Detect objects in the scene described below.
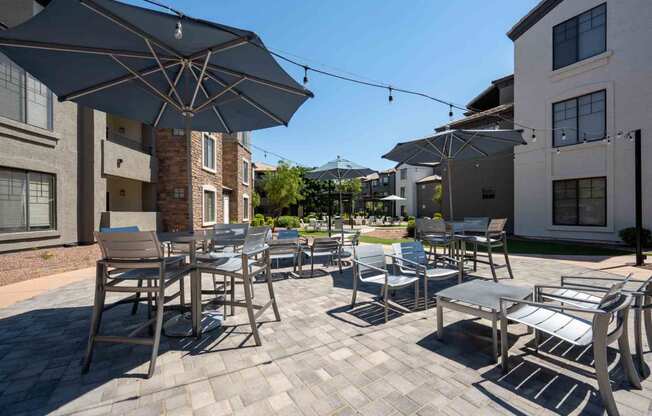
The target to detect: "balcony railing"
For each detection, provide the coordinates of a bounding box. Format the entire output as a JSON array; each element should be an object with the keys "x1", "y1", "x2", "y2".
[{"x1": 106, "y1": 131, "x2": 151, "y2": 155}]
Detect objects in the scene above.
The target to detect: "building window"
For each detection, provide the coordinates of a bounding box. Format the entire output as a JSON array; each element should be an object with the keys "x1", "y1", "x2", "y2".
[
  {"x1": 242, "y1": 159, "x2": 249, "y2": 185},
  {"x1": 243, "y1": 194, "x2": 249, "y2": 221},
  {"x1": 382, "y1": 176, "x2": 389, "y2": 184},
  {"x1": 399, "y1": 186, "x2": 406, "y2": 198},
  {"x1": 172, "y1": 128, "x2": 185, "y2": 136},
  {"x1": 553, "y1": 3, "x2": 606, "y2": 70},
  {"x1": 0, "y1": 167, "x2": 56, "y2": 233},
  {"x1": 202, "y1": 186, "x2": 217, "y2": 226},
  {"x1": 553, "y1": 177, "x2": 606, "y2": 226},
  {"x1": 400, "y1": 169, "x2": 407, "y2": 180},
  {"x1": 202, "y1": 133, "x2": 216, "y2": 172},
  {"x1": 173, "y1": 188, "x2": 184, "y2": 200},
  {"x1": 0, "y1": 53, "x2": 53, "y2": 130},
  {"x1": 553, "y1": 90, "x2": 606, "y2": 147},
  {"x1": 482, "y1": 188, "x2": 496, "y2": 200}
]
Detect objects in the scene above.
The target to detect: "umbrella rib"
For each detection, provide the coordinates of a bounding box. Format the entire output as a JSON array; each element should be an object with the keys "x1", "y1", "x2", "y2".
[
  {"x1": 154, "y1": 63, "x2": 185, "y2": 126},
  {"x1": 59, "y1": 60, "x2": 181, "y2": 102},
  {"x1": 206, "y1": 63, "x2": 312, "y2": 98},
  {"x1": 187, "y1": 36, "x2": 252, "y2": 61},
  {"x1": 111, "y1": 55, "x2": 182, "y2": 113},
  {"x1": 145, "y1": 40, "x2": 184, "y2": 108},
  {"x1": 190, "y1": 51, "x2": 212, "y2": 109},
  {"x1": 0, "y1": 37, "x2": 172, "y2": 60},
  {"x1": 80, "y1": 0, "x2": 183, "y2": 59},
  {"x1": 451, "y1": 132, "x2": 488, "y2": 158},
  {"x1": 423, "y1": 139, "x2": 447, "y2": 160},
  {"x1": 186, "y1": 64, "x2": 232, "y2": 133},
  {"x1": 193, "y1": 77, "x2": 246, "y2": 113},
  {"x1": 200, "y1": 65, "x2": 287, "y2": 126}
]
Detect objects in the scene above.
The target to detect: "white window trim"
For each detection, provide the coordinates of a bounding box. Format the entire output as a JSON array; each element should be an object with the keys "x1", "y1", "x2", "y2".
[
  {"x1": 242, "y1": 157, "x2": 250, "y2": 185},
  {"x1": 201, "y1": 185, "x2": 217, "y2": 226},
  {"x1": 242, "y1": 193, "x2": 250, "y2": 221},
  {"x1": 202, "y1": 133, "x2": 217, "y2": 173}
]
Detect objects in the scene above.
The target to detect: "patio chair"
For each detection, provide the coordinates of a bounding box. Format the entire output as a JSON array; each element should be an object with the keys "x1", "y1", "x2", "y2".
[
  {"x1": 352, "y1": 244, "x2": 420, "y2": 322},
  {"x1": 465, "y1": 218, "x2": 513, "y2": 281},
  {"x1": 197, "y1": 226, "x2": 280, "y2": 346},
  {"x1": 268, "y1": 230, "x2": 301, "y2": 273},
  {"x1": 392, "y1": 241, "x2": 459, "y2": 309},
  {"x1": 500, "y1": 282, "x2": 641, "y2": 416},
  {"x1": 300, "y1": 237, "x2": 342, "y2": 278},
  {"x1": 542, "y1": 273, "x2": 652, "y2": 376},
  {"x1": 416, "y1": 217, "x2": 453, "y2": 263},
  {"x1": 83, "y1": 231, "x2": 191, "y2": 378}
]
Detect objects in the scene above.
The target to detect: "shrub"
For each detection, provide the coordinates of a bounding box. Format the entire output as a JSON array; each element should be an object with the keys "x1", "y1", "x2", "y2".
[
  {"x1": 275, "y1": 215, "x2": 300, "y2": 229},
  {"x1": 406, "y1": 219, "x2": 416, "y2": 237},
  {"x1": 433, "y1": 212, "x2": 443, "y2": 220},
  {"x1": 407, "y1": 216, "x2": 415, "y2": 222},
  {"x1": 251, "y1": 213, "x2": 265, "y2": 226},
  {"x1": 265, "y1": 216, "x2": 274, "y2": 226},
  {"x1": 619, "y1": 227, "x2": 651, "y2": 247}
]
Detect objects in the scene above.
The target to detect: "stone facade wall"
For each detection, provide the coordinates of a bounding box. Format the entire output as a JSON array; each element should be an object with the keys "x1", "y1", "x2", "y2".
[
  {"x1": 190, "y1": 132, "x2": 223, "y2": 229},
  {"x1": 222, "y1": 135, "x2": 253, "y2": 223}
]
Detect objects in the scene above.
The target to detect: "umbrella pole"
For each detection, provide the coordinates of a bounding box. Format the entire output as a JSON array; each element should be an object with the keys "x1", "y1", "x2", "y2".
[
  {"x1": 447, "y1": 159, "x2": 454, "y2": 221},
  {"x1": 185, "y1": 116, "x2": 194, "y2": 231},
  {"x1": 328, "y1": 181, "x2": 332, "y2": 237}
]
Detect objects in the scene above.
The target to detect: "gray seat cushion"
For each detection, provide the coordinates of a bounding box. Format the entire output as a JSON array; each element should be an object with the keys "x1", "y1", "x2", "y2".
[
  {"x1": 109, "y1": 263, "x2": 191, "y2": 281},
  {"x1": 506, "y1": 304, "x2": 593, "y2": 346}
]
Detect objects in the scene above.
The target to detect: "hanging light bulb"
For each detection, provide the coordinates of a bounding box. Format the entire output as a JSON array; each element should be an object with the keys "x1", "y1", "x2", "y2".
[
  {"x1": 617, "y1": 130, "x2": 623, "y2": 139},
  {"x1": 628, "y1": 132, "x2": 634, "y2": 142},
  {"x1": 474, "y1": 161, "x2": 480, "y2": 168},
  {"x1": 604, "y1": 135, "x2": 610, "y2": 144},
  {"x1": 582, "y1": 133, "x2": 587, "y2": 144},
  {"x1": 495, "y1": 121, "x2": 500, "y2": 130},
  {"x1": 556, "y1": 148, "x2": 561, "y2": 154},
  {"x1": 388, "y1": 87, "x2": 393, "y2": 103},
  {"x1": 303, "y1": 66, "x2": 309, "y2": 85},
  {"x1": 264, "y1": 151, "x2": 267, "y2": 159},
  {"x1": 174, "y1": 20, "x2": 183, "y2": 40},
  {"x1": 561, "y1": 129, "x2": 566, "y2": 141},
  {"x1": 531, "y1": 129, "x2": 537, "y2": 143},
  {"x1": 448, "y1": 104, "x2": 453, "y2": 120}
]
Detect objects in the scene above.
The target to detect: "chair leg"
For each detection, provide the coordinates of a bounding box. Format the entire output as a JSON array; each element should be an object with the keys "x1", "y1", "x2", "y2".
[
  {"x1": 179, "y1": 278, "x2": 185, "y2": 308},
  {"x1": 500, "y1": 316, "x2": 509, "y2": 373},
  {"x1": 265, "y1": 254, "x2": 281, "y2": 321},
  {"x1": 424, "y1": 277, "x2": 429, "y2": 310},
  {"x1": 131, "y1": 279, "x2": 142, "y2": 315},
  {"x1": 487, "y1": 245, "x2": 498, "y2": 282},
  {"x1": 473, "y1": 244, "x2": 477, "y2": 272},
  {"x1": 82, "y1": 264, "x2": 105, "y2": 374},
  {"x1": 414, "y1": 280, "x2": 419, "y2": 310},
  {"x1": 147, "y1": 287, "x2": 165, "y2": 379},
  {"x1": 242, "y1": 273, "x2": 261, "y2": 346},
  {"x1": 230, "y1": 276, "x2": 235, "y2": 316},
  {"x1": 593, "y1": 342, "x2": 620, "y2": 416},
  {"x1": 503, "y1": 235, "x2": 514, "y2": 279},
  {"x1": 383, "y1": 284, "x2": 389, "y2": 323},
  {"x1": 644, "y1": 294, "x2": 652, "y2": 353},
  {"x1": 618, "y1": 318, "x2": 642, "y2": 389},
  {"x1": 310, "y1": 257, "x2": 315, "y2": 278},
  {"x1": 633, "y1": 302, "x2": 646, "y2": 376},
  {"x1": 351, "y1": 276, "x2": 358, "y2": 307}
]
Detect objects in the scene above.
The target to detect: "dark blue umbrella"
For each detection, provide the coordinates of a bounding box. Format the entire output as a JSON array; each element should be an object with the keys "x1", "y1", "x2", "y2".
[{"x1": 0, "y1": 0, "x2": 313, "y2": 228}]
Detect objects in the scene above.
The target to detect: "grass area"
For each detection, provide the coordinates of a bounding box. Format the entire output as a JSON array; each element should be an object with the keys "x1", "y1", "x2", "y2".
[{"x1": 359, "y1": 235, "x2": 412, "y2": 245}]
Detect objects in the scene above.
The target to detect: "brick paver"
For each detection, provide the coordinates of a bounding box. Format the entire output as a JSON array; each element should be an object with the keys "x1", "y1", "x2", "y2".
[{"x1": 0, "y1": 252, "x2": 650, "y2": 415}]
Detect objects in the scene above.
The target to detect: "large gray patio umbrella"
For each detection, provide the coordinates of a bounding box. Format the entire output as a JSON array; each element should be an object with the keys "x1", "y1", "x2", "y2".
[
  {"x1": 305, "y1": 156, "x2": 374, "y2": 236},
  {"x1": 0, "y1": 0, "x2": 312, "y2": 229},
  {"x1": 380, "y1": 194, "x2": 405, "y2": 218},
  {"x1": 382, "y1": 129, "x2": 525, "y2": 220}
]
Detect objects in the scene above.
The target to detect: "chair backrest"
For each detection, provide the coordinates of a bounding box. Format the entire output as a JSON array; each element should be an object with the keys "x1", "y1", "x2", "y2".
[
  {"x1": 354, "y1": 244, "x2": 386, "y2": 277},
  {"x1": 392, "y1": 241, "x2": 427, "y2": 271},
  {"x1": 213, "y1": 223, "x2": 249, "y2": 246},
  {"x1": 99, "y1": 226, "x2": 140, "y2": 233},
  {"x1": 416, "y1": 217, "x2": 446, "y2": 236},
  {"x1": 487, "y1": 218, "x2": 507, "y2": 236},
  {"x1": 242, "y1": 226, "x2": 269, "y2": 255},
  {"x1": 332, "y1": 219, "x2": 344, "y2": 231},
  {"x1": 598, "y1": 277, "x2": 630, "y2": 311},
  {"x1": 312, "y1": 237, "x2": 340, "y2": 252},
  {"x1": 95, "y1": 231, "x2": 163, "y2": 260},
  {"x1": 463, "y1": 217, "x2": 489, "y2": 234},
  {"x1": 278, "y1": 229, "x2": 299, "y2": 239}
]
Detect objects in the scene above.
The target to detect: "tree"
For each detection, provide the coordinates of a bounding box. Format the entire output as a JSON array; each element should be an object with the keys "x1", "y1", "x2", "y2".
[
  {"x1": 261, "y1": 162, "x2": 304, "y2": 222},
  {"x1": 433, "y1": 182, "x2": 443, "y2": 204},
  {"x1": 336, "y1": 178, "x2": 362, "y2": 217},
  {"x1": 251, "y1": 191, "x2": 261, "y2": 211}
]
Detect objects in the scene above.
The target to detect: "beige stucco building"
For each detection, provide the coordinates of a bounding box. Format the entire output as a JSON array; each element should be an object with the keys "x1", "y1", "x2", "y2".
[{"x1": 509, "y1": 0, "x2": 652, "y2": 242}]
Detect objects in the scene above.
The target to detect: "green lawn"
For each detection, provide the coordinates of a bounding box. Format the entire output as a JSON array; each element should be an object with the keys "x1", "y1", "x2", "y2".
[{"x1": 299, "y1": 230, "x2": 631, "y2": 256}]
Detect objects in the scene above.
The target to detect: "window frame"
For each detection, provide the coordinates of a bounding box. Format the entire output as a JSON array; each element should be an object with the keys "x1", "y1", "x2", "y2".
[
  {"x1": 201, "y1": 133, "x2": 217, "y2": 173},
  {"x1": 242, "y1": 194, "x2": 250, "y2": 221},
  {"x1": 242, "y1": 158, "x2": 250, "y2": 185},
  {"x1": 400, "y1": 169, "x2": 407, "y2": 180},
  {"x1": 0, "y1": 167, "x2": 56, "y2": 233},
  {"x1": 552, "y1": 176, "x2": 607, "y2": 227},
  {"x1": 201, "y1": 185, "x2": 217, "y2": 226},
  {"x1": 552, "y1": 89, "x2": 607, "y2": 147},
  {"x1": 399, "y1": 186, "x2": 406, "y2": 199},
  {"x1": 552, "y1": 3, "x2": 607, "y2": 70}
]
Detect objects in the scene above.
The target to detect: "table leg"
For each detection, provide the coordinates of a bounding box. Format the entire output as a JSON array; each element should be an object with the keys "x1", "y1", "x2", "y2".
[
  {"x1": 492, "y1": 313, "x2": 498, "y2": 362},
  {"x1": 189, "y1": 240, "x2": 201, "y2": 338},
  {"x1": 436, "y1": 298, "x2": 443, "y2": 340}
]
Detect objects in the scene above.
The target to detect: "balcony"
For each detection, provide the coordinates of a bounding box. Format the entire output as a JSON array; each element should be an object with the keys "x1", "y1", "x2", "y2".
[
  {"x1": 102, "y1": 137, "x2": 156, "y2": 183},
  {"x1": 100, "y1": 211, "x2": 159, "y2": 231}
]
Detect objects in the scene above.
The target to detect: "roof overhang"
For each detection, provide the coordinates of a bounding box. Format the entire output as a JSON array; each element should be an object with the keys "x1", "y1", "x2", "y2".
[{"x1": 507, "y1": 0, "x2": 564, "y2": 41}]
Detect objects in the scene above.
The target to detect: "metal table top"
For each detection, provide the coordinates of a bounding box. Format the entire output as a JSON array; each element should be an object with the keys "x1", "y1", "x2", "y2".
[{"x1": 436, "y1": 280, "x2": 531, "y2": 311}]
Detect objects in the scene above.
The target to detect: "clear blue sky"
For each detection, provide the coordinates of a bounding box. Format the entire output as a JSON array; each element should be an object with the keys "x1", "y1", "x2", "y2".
[{"x1": 135, "y1": 1, "x2": 540, "y2": 170}]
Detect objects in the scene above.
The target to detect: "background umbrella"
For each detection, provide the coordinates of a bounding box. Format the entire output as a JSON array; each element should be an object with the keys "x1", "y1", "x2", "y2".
[
  {"x1": 305, "y1": 156, "x2": 374, "y2": 236},
  {"x1": 382, "y1": 129, "x2": 525, "y2": 220},
  {"x1": 0, "y1": 0, "x2": 312, "y2": 229},
  {"x1": 380, "y1": 194, "x2": 406, "y2": 219}
]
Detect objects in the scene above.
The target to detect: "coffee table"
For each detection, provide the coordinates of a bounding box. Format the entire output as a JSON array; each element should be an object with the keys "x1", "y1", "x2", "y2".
[{"x1": 436, "y1": 280, "x2": 532, "y2": 361}]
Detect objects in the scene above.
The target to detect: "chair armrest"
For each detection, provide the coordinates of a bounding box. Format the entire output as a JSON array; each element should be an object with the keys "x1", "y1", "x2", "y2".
[
  {"x1": 242, "y1": 245, "x2": 269, "y2": 258},
  {"x1": 385, "y1": 254, "x2": 425, "y2": 270},
  {"x1": 499, "y1": 296, "x2": 607, "y2": 315},
  {"x1": 352, "y1": 259, "x2": 389, "y2": 276}
]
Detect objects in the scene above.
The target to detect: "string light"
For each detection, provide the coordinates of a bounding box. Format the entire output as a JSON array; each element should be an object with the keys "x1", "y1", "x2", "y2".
[
  {"x1": 448, "y1": 104, "x2": 453, "y2": 120},
  {"x1": 388, "y1": 87, "x2": 393, "y2": 103},
  {"x1": 495, "y1": 121, "x2": 500, "y2": 130},
  {"x1": 556, "y1": 148, "x2": 561, "y2": 154},
  {"x1": 531, "y1": 129, "x2": 537, "y2": 143},
  {"x1": 582, "y1": 133, "x2": 587, "y2": 144},
  {"x1": 628, "y1": 132, "x2": 634, "y2": 142},
  {"x1": 474, "y1": 161, "x2": 480, "y2": 168},
  {"x1": 561, "y1": 129, "x2": 566, "y2": 141},
  {"x1": 303, "y1": 66, "x2": 309, "y2": 85},
  {"x1": 617, "y1": 130, "x2": 623, "y2": 139}
]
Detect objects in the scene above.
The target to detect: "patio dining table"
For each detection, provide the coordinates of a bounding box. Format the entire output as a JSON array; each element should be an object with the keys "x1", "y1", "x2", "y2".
[{"x1": 157, "y1": 230, "x2": 245, "y2": 338}]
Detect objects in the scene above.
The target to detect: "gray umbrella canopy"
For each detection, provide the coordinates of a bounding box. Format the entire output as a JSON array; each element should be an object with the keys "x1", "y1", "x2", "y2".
[
  {"x1": 0, "y1": 0, "x2": 312, "y2": 229},
  {"x1": 0, "y1": 0, "x2": 312, "y2": 132},
  {"x1": 382, "y1": 129, "x2": 526, "y2": 220},
  {"x1": 306, "y1": 156, "x2": 374, "y2": 236}
]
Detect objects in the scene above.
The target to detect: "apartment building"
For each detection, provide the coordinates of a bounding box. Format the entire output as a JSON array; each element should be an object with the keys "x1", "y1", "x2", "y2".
[
  {"x1": 433, "y1": 75, "x2": 516, "y2": 230},
  {"x1": 0, "y1": 1, "x2": 252, "y2": 252},
  {"x1": 509, "y1": 0, "x2": 652, "y2": 242},
  {"x1": 395, "y1": 163, "x2": 435, "y2": 217},
  {"x1": 360, "y1": 168, "x2": 396, "y2": 215}
]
